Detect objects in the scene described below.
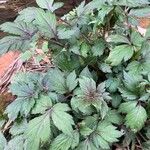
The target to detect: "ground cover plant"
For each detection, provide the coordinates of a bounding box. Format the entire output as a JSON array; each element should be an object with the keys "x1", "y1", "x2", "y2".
[{"x1": 0, "y1": 0, "x2": 150, "y2": 149}]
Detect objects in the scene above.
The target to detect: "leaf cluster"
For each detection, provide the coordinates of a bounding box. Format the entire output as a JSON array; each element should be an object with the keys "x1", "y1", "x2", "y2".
[{"x1": 0, "y1": 0, "x2": 150, "y2": 149}]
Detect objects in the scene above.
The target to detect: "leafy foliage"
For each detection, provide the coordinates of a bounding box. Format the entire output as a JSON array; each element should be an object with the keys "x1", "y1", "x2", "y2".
[{"x1": 0, "y1": 0, "x2": 150, "y2": 149}]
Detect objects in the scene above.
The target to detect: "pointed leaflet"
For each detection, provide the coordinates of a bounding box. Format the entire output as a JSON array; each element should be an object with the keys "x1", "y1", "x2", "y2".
[
  {"x1": 125, "y1": 105, "x2": 147, "y2": 132},
  {"x1": 0, "y1": 22, "x2": 37, "y2": 36},
  {"x1": 25, "y1": 114, "x2": 51, "y2": 150},
  {"x1": 15, "y1": 7, "x2": 38, "y2": 23},
  {"x1": 66, "y1": 71, "x2": 78, "y2": 92},
  {"x1": 48, "y1": 68, "x2": 67, "y2": 94},
  {"x1": 0, "y1": 22, "x2": 37, "y2": 54},
  {"x1": 76, "y1": 140, "x2": 98, "y2": 150},
  {"x1": 80, "y1": 67, "x2": 92, "y2": 78},
  {"x1": 91, "y1": 39, "x2": 105, "y2": 56},
  {"x1": 92, "y1": 121, "x2": 123, "y2": 149},
  {"x1": 50, "y1": 130, "x2": 79, "y2": 150},
  {"x1": 119, "y1": 101, "x2": 138, "y2": 113},
  {"x1": 4, "y1": 135, "x2": 26, "y2": 150},
  {"x1": 106, "y1": 45, "x2": 134, "y2": 66},
  {"x1": 32, "y1": 95, "x2": 52, "y2": 114},
  {"x1": 0, "y1": 132, "x2": 7, "y2": 150},
  {"x1": 119, "y1": 101, "x2": 147, "y2": 132},
  {"x1": 34, "y1": 9, "x2": 57, "y2": 38},
  {"x1": 9, "y1": 119, "x2": 27, "y2": 136},
  {"x1": 127, "y1": 61, "x2": 150, "y2": 75},
  {"x1": 5, "y1": 98, "x2": 35, "y2": 120},
  {"x1": 107, "y1": 34, "x2": 130, "y2": 44},
  {"x1": 51, "y1": 103, "x2": 74, "y2": 135},
  {"x1": 79, "y1": 77, "x2": 96, "y2": 94},
  {"x1": 36, "y1": 0, "x2": 63, "y2": 12},
  {"x1": 104, "y1": 109, "x2": 122, "y2": 125}
]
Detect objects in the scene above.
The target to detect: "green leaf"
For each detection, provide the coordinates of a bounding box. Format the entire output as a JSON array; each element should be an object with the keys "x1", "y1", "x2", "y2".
[
  {"x1": 125, "y1": 105, "x2": 147, "y2": 132},
  {"x1": 0, "y1": 21, "x2": 38, "y2": 54},
  {"x1": 119, "y1": 101, "x2": 147, "y2": 132},
  {"x1": 104, "y1": 109, "x2": 122, "y2": 125},
  {"x1": 92, "y1": 121, "x2": 123, "y2": 149},
  {"x1": 79, "y1": 77, "x2": 96, "y2": 94},
  {"x1": 76, "y1": 140, "x2": 97, "y2": 150},
  {"x1": 9, "y1": 119, "x2": 27, "y2": 136},
  {"x1": 25, "y1": 114, "x2": 51, "y2": 150},
  {"x1": 114, "y1": 0, "x2": 150, "y2": 7},
  {"x1": 80, "y1": 67, "x2": 92, "y2": 78},
  {"x1": 5, "y1": 98, "x2": 35, "y2": 120},
  {"x1": 36, "y1": 0, "x2": 63, "y2": 12},
  {"x1": 50, "y1": 130, "x2": 79, "y2": 150},
  {"x1": 66, "y1": 71, "x2": 78, "y2": 92},
  {"x1": 32, "y1": 95, "x2": 52, "y2": 114},
  {"x1": 106, "y1": 77, "x2": 120, "y2": 93},
  {"x1": 91, "y1": 40, "x2": 105, "y2": 56},
  {"x1": 51, "y1": 103, "x2": 74, "y2": 135},
  {"x1": 107, "y1": 34, "x2": 130, "y2": 44},
  {"x1": 80, "y1": 42, "x2": 90, "y2": 58},
  {"x1": 131, "y1": 30, "x2": 143, "y2": 47},
  {"x1": 15, "y1": 7, "x2": 37, "y2": 23},
  {"x1": 106, "y1": 45, "x2": 134, "y2": 66},
  {"x1": 129, "y1": 7, "x2": 150, "y2": 18},
  {"x1": 127, "y1": 61, "x2": 150, "y2": 75},
  {"x1": 98, "y1": 63, "x2": 112, "y2": 73},
  {"x1": 119, "y1": 101, "x2": 138, "y2": 113},
  {"x1": 111, "y1": 94, "x2": 122, "y2": 108},
  {"x1": 57, "y1": 27, "x2": 79, "y2": 39},
  {"x1": 0, "y1": 132, "x2": 7, "y2": 150},
  {"x1": 34, "y1": 9, "x2": 57, "y2": 38},
  {"x1": 4, "y1": 135, "x2": 26, "y2": 150},
  {"x1": 48, "y1": 68, "x2": 67, "y2": 94}
]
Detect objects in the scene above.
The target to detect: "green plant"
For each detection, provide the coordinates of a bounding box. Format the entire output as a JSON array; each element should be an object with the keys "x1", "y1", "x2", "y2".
[{"x1": 0, "y1": 0, "x2": 150, "y2": 149}]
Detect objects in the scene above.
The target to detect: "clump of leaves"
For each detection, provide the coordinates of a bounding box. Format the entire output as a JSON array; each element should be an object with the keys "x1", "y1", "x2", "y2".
[{"x1": 0, "y1": 0, "x2": 150, "y2": 149}]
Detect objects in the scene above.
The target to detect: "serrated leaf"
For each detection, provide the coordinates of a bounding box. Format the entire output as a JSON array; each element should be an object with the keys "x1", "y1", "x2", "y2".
[
  {"x1": 106, "y1": 77, "x2": 120, "y2": 93},
  {"x1": 25, "y1": 114, "x2": 51, "y2": 150},
  {"x1": 4, "y1": 135, "x2": 26, "y2": 150},
  {"x1": 76, "y1": 140, "x2": 97, "y2": 150},
  {"x1": 99, "y1": 63, "x2": 112, "y2": 73},
  {"x1": 48, "y1": 68, "x2": 67, "y2": 94},
  {"x1": 57, "y1": 27, "x2": 79, "y2": 39},
  {"x1": 91, "y1": 40, "x2": 105, "y2": 56},
  {"x1": 50, "y1": 130, "x2": 79, "y2": 150},
  {"x1": 32, "y1": 95, "x2": 52, "y2": 114},
  {"x1": 107, "y1": 34, "x2": 130, "y2": 44},
  {"x1": 80, "y1": 67, "x2": 92, "y2": 78},
  {"x1": 127, "y1": 61, "x2": 150, "y2": 75},
  {"x1": 104, "y1": 109, "x2": 122, "y2": 125},
  {"x1": 9, "y1": 119, "x2": 27, "y2": 136},
  {"x1": 0, "y1": 132, "x2": 7, "y2": 150},
  {"x1": 129, "y1": 7, "x2": 150, "y2": 18},
  {"x1": 114, "y1": 0, "x2": 150, "y2": 7},
  {"x1": 51, "y1": 103, "x2": 74, "y2": 135},
  {"x1": 36, "y1": 0, "x2": 63, "y2": 12},
  {"x1": 0, "y1": 21, "x2": 38, "y2": 54},
  {"x1": 131, "y1": 30, "x2": 143, "y2": 47},
  {"x1": 125, "y1": 105, "x2": 147, "y2": 132},
  {"x1": 106, "y1": 45, "x2": 134, "y2": 66},
  {"x1": 79, "y1": 77, "x2": 96, "y2": 94},
  {"x1": 98, "y1": 122, "x2": 123, "y2": 142},
  {"x1": 91, "y1": 121, "x2": 123, "y2": 149},
  {"x1": 111, "y1": 94, "x2": 122, "y2": 108},
  {"x1": 119, "y1": 101, "x2": 137, "y2": 113},
  {"x1": 15, "y1": 7, "x2": 37, "y2": 23},
  {"x1": 5, "y1": 98, "x2": 35, "y2": 120},
  {"x1": 66, "y1": 71, "x2": 78, "y2": 92},
  {"x1": 34, "y1": 9, "x2": 57, "y2": 38},
  {"x1": 0, "y1": 22, "x2": 38, "y2": 54}
]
